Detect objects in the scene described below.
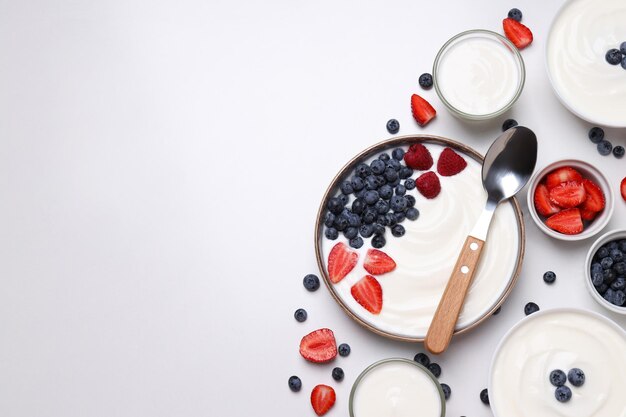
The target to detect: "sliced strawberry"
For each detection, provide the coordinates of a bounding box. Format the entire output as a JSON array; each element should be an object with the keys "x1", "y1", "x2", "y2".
[
  {"x1": 410, "y1": 94, "x2": 436, "y2": 127},
  {"x1": 545, "y1": 166, "x2": 583, "y2": 190},
  {"x1": 364, "y1": 249, "x2": 396, "y2": 275},
  {"x1": 534, "y1": 183, "x2": 561, "y2": 216},
  {"x1": 581, "y1": 209, "x2": 598, "y2": 221},
  {"x1": 404, "y1": 143, "x2": 433, "y2": 170},
  {"x1": 311, "y1": 385, "x2": 336, "y2": 416},
  {"x1": 621, "y1": 177, "x2": 626, "y2": 202},
  {"x1": 545, "y1": 208, "x2": 583, "y2": 235},
  {"x1": 415, "y1": 171, "x2": 441, "y2": 199},
  {"x1": 299, "y1": 328, "x2": 337, "y2": 363},
  {"x1": 437, "y1": 147, "x2": 467, "y2": 177},
  {"x1": 580, "y1": 179, "x2": 605, "y2": 212},
  {"x1": 327, "y1": 242, "x2": 358, "y2": 284},
  {"x1": 503, "y1": 18, "x2": 533, "y2": 49},
  {"x1": 549, "y1": 181, "x2": 586, "y2": 208},
  {"x1": 351, "y1": 275, "x2": 383, "y2": 314}
]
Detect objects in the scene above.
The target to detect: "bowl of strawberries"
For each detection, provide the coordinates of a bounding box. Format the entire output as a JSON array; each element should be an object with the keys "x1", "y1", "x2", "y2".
[{"x1": 528, "y1": 160, "x2": 614, "y2": 241}]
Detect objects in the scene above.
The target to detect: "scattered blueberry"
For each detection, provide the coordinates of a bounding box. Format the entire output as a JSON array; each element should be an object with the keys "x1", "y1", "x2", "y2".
[
  {"x1": 394, "y1": 212, "x2": 406, "y2": 223},
  {"x1": 601, "y1": 256, "x2": 614, "y2": 270},
  {"x1": 610, "y1": 249, "x2": 624, "y2": 262},
  {"x1": 338, "y1": 194, "x2": 349, "y2": 206},
  {"x1": 405, "y1": 194, "x2": 416, "y2": 207},
  {"x1": 406, "y1": 207, "x2": 420, "y2": 221},
  {"x1": 550, "y1": 370, "x2": 567, "y2": 387},
  {"x1": 338, "y1": 343, "x2": 351, "y2": 357},
  {"x1": 419, "y1": 73, "x2": 433, "y2": 89},
  {"x1": 324, "y1": 227, "x2": 338, "y2": 240},
  {"x1": 344, "y1": 227, "x2": 358, "y2": 240},
  {"x1": 592, "y1": 271, "x2": 604, "y2": 287},
  {"x1": 524, "y1": 302, "x2": 540, "y2": 315},
  {"x1": 386, "y1": 159, "x2": 401, "y2": 171},
  {"x1": 374, "y1": 199, "x2": 390, "y2": 215},
  {"x1": 386, "y1": 119, "x2": 400, "y2": 134},
  {"x1": 364, "y1": 190, "x2": 380, "y2": 205},
  {"x1": 372, "y1": 234, "x2": 386, "y2": 249},
  {"x1": 324, "y1": 212, "x2": 335, "y2": 228},
  {"x1": 414, "y1": 352, "x2": 430, "y2": 367},
  {"x1": 370, "y1": 159, "x2": 386, "y2": 175},
  {"x1": 384, "y1": 167, "x2": 399, "y2": 182},
  {"x1": 613, "y1": 146, "x2": 624, "y2": 158},
  {"x1": 294, "y1": 308, "x2": 307, "y2": 322},
  {"x1": 391, "y1": 224, "x2": 405, "y2": 237},
  {"x1": 395, "y1": 184, "x2": 406, "y2": 196},
  {"x1": 622, "y1": 55, "x2": 626, "y2": 70},
  {"x1": 615, "y1": 261, "x2": 626, "y2": 275},
  {"x1": 392, "y1": 148, "x2": 405, "y2": 160},
  {"x1": 332, "y1": 367, "x2": 344, "y2": 382},
  {"x1": 428, "y1": 363, "x2": 441, "y2": 378},
  {"x1": 390, "y1": 195, "x2": 407, "y2": 212},
  {"x1": 404, "y1": 178, "x2": 416, "y2": 190},
  {"x1": 303, "y1": 274, "x2": 320, "y2": 291},
  {"x1": 359, "y1": 224, "x2": 375, "y2": 238},
  {"x1": 621, "y1": 41, "x2": 626, "y2": 55},
  {"x1": 508, "y1": 8, "x2": 522, "y2": 21},
  {"x1": 441, "y1": 383, "x2": 451, "y2": 400},
  {"x1": 606, "y1": 48, "x2": 623, "y2": 65},
  {"x1": 555, "y1": 385, "x2": 572, "y2": 403},
  {"x1": 379, "y1": 153, "x2": 390, "y2": 162},
  {"x1": 597, "y1": 246, "x2": 609, "y2": 259},
  {"x1": 567, "y1": 368, "x2": 585, "y2": 387},
  {"x1": 362, "y1": 208, "x2": 377, "y2": 224},
  {"x1": 333, "y1": 214, "x2": 348, "y2": 231},
  {"x1": 597, "y1": 140, "x2": 613, "y2": 156},
  {"x1": 351, "y1": 176, "x2": 365, "y2": 191},
  {"x1": 399, "y1": 167, "x2": 413, "y2": 179},
  {"x1": 349, "y1": 236, "x2": 364, "y2": 249},
  {"x1": 339, "y1": 181, "x2": 353, "y2": 195},
  {"x1": 327, "y1": 197, "x2": 344, "y2": 215},
  {"x1": 588, "y1": 127, "x2": 605, "y2": 143},
  {"x1": 356, "y1": 163, "x2": 372, "y2": 178},
  {"x1": 288, "y1": 375, "x2": 302, "y2": 392},
  {"x1": 543, "y1": 271, "x2": 557, "y2": 284},
  {"x1": 480, "y1": 388, "x2": 490, "y2": 405},
  {"x1": 502, "y1": 118, "x2": 518, "y2": 131},
  {"x1": 379, "y1": 184, "x2": 393, "y2": 200}
]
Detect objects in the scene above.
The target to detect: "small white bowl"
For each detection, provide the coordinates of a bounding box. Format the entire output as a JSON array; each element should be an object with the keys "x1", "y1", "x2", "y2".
[
  {"x1": 584, "y1": 229, "x2": 626, "y2": 315},
  {"x1": 526, "y1": 159, "x2": 614, "y2": 241}
]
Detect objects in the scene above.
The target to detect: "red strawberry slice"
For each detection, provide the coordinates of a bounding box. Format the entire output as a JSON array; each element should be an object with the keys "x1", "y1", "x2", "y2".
[
  {"x1": 437, "y1": 147, "x2": 467, "y2": 177},
  {"x1": 351, "y1": 275, "x2": 383, "y2": 314},
  {"x1": 410, "y1": 94, "x2": 436, "y2": 127},
  {"x1": 545, "y1": 166, "x2": 583, "y2": 190},
  {"x1": 549, "y1": 181, "x2": 586, "y2": 208},
  {"x1": 404, "y1": 143, "x2": 433, "y2": 170},
  {"x1": 580, "y1": 179, "x2": 605, "y2": 212},
  {"x1": 545, "y1": 208, "x2": 583, "y2": 235},
  {"x1": 311, "y1": 385, "x2": 336, "y2": 416},
  {"x1": 364, "y1": 249, "x2": 397, "y2": 275},
  {"x1": 299, "y1": 328, "x2": 337, "y2": 363},
  {"x1": 581, "y1": 209, "x2": 598, "y2": 221},
  {"x1": 503, "y1": 18, "x2": 533, "y2": 49},
  {"x1": 416, "y1": 171, "x2": 441, "y2": 199},
  {"x1": 620, "y1": 177, "x2": 626, "y2": 202},
  {"x1": 327, "y1": 242, "x2": 358, "y2": 284},
  {"x1": 534, "y1": 183, "x2": 561, "y2": 216}
]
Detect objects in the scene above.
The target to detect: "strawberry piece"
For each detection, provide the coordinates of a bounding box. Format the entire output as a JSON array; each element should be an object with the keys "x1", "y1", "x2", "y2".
[
  {"x1": 351, "y1": 275, "x2": 383, "y2": 314},
  {"x1": 549, "y1": 181, "x2": 586, "y2": 208},
  {"x1": 327, "y1": 242, "x2": 358, "y2": 284},
  {"x1": 410, "y1": 94, "x2": 436, "y2": 127},
  {"x1": 415, "y1": 171, "x2": 441, "y2": 199},
  {"x1": 534, "y1": 183, "x2": 561, "y2": 216},
  {"x1": 545, "y1": 167, "x2": 583, "y2": 190},
  {"x1": 545, "y1": 208, "x2": 583, "y2": 235},
  {"x1": 580, "y1": 179, "x2": 605, "y2": 212},
  {"x1": 404, "y1": 143, "x2": 433, "y2": 170},
  {"x1": 299, "y1": 328, "x2": 337, "y2": 363},
  {"x1": 581, "y1": 209, "x2": 598, "y2": 221},
  {"x1": 311, "y1": 385, "x2": 336, "y2": 416},
  {"x1": 364, "y1": 249, "x2": 396, "y2": 275},
  {"x1": 620, "y1": 177, "x2": 626, "y2": 202},
  {"x1": 503, "y1": 18, "x2": 533, "y2": 49},
  {"x1": 437, "y1": 147, "x2": 467, "y2": 177}
]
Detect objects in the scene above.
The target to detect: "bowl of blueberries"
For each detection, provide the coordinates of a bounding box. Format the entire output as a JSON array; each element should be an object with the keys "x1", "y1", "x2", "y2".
[{"x1": 585, "y1": 229, "x2": 626, "y2": 314}]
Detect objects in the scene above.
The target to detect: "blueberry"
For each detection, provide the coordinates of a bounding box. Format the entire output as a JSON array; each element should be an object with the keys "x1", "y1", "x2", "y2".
[
  {"x1": 621, "y1": 41, "x2": 626, "y2": 55},
  {"x1": 622, "y1": 55, "x2": 626, "y2": 70},
  {"x1": 378, "y1": 153, "x2": 390, "y2": 162},
  {"x1": 394, "y1": 212, "x2": 406, "y2": 223},
  {"x1": 598, "y1": 140, "x2": 613, "y2": 156},
  {"x1": 372, "y1": 234, "x2": 386, "y2": 248},
  {"x1": 364, "y1": 190, "x2": 379, "y2": 205},
  {"x1": 607, "y1": 241, "x2": 619, "y2": 251},
  {"x1": 480, "y1": 388, "x2": 490, "y2": 405},
  {"x1": 428, "y1": 363, "x2": 441, "y2": 378},
  {"x1": 610, "y1": 276, "x2": 625, "y2": 291},
  {"x1": 588, "y1": 127, "x2": 605, "y2": 143},
  {"x1": 508, "y1": 8, "x2": 522, "y2": 21},
  {"x1": 603, "y1": 268, "x2": 616, "y2": 284},
  {"x1": 303, "y1": 274, "x2": 320, "y2": 291},
  {"x1": 601, "y1": 256, "x2": 614, "y2": 269},
  {"x1": 404, "y1": 178, "x2": 416, "y2": 190},
  {"x1": 543, "y1": 271, "x2": 557, "y2": 284},
  {"x1": 352, "y1": 199, "x2": 367, "y2": 216},
  {"x1": 370, "y1": 159, "x2": 386, "y2": 175},
  {"x1": 614, "y1": 262, "x2": 626, "y2": 275},
  {"x1": 567, "y1": 368, "x2": 585, "y2": 387},
  {"x1": 615, "y1": 290, "x2": 626, "y2": 306},
  {"x1": 606, "y1": 48, "x2": 623, "y2": 65},
  {"x1": 597, "y1": 283, "x2": 608, "y2": 294},
  {"x1": 294, "y1": 308, "x2": 308, "y2": 322},
  {"x1": 384, "y1": 167, "x2": 399, "y2": 182},
  {"x1": 324, "y1": 212, "x2": 335, "y2": 228},
  {"x1": 524, "y1": 302, "x2": 540, "y2": 315},
  {"x1": 386, "y1": 159, "x2": 401, "y2": 171},
  {"x1": 502, "y1": 118, "x2": 518, "y2": 131},
  {"x1": 365, "y1": 175, "x2": 379, "y2": 190},
  {"x1": 549, "y1": 370, "x2": 567, "y2": 387},
  {"x1": 441, "y1": 383, "x2": 451, "y2": 400},
  {"x1": 362, "y1": 208, "x2": 377, "y2": 224},
  {"x1": 349, "y1": 236, "x2": 364, "y2": 249},
  {"x1": 351, "y1": 176, "x2": 366, "y2": 191},
  {"x1": 327, "y1": 197, "x2": 344, "y2": 215},
  {"x1": 390, "y1": 195, "x2": 407, "y2": 212},
  {"x1": 592, "y1": 271, "x2": 605, "y2": 287},
  {"x1": 591, "y1": 262, "x2": 603, "y2": 275},
  {"x1": 610, "y1": 249, "x2": 624, "y2": 262},
  {"x1": 603, "y1": 288, "x2": 617, "y2": 303},
  {"x1": 620, "y1": 240, "x2": 626, "y2": 252},
  {"x1": 386, "y1": 119, "x2": 400, "y2": 134},
  {"x1": 333, "y1": 214, "x2": 348, "y2": 231},
  {"x1": 384, "y1": 213, "x2": 397, "y2": 227},
  {"x1": 399, "y1": 167, "x2": 413, "y2": 179},
  {"x1": 338, "y1": 343, "x2": 351, "y2": 356},
  {"x1": 596, "y1": 246, "x2": 609, "y2": 259},
  {"x1": 405, "y1": 194, "x2": 416, "y2": 207},
  {"x1": 395, "y1": 184, "x2": 406, "y2": 196},
  {"x1": 356, "y1": 163, "x2": 372, "y2": 178},
  {"x1": 419, "y1": 73, "x2": 433, "y2": 89},
  {"x1": 347, "y1": 212, "x2": 361, "y2": 227},
  {"x1": 388, "y1": 177, "x2": 400, "y2": 187},
  {"x1": 379, "y1": 184, "x2": 393, "y2": 200},
  {"x1": 614, "y1": 146, "x2": 625, "y2": 158},
  {"x1": 332, "y1": 367, "x2": 344, "y2": 382},
  {"x1": 359, "y1": 223, "x2": 375, "y2": 238},
  {"x1": 555, "y1": 386, "x2": 572, "y2": 403},
  {"x1": 288, "y1": 375, "x2": 302, "y2": 392},
  {"x1": 375, "y1": 199, "x2": 390, "y2": 214},
  {"x1": 373, "y1": 224, "x2": 385, "y2": 235},
  {"x1": 344, "y1": 227, "x2": 358, "y2": 240},
  {"x1": 391, "y1": 224, "x2": 405, "y2": 237},
  {"x1": 414, "y1": 352, "x2": 430, "y2": 367},
  {"x1": 339, "y1": 180, "x2": 353, "y2": 195},
  {"x1": 325, "y1": 227, "x2": 339, "y2": 240},
  {"x1": 392, "y1": 148, "x2": 405, "y2": 160},
  {"x1": 376, "y1": 215, "x2": 389, "y2": 226},
  {"x1": 338, "y1": 193, "x2": 349, "y2": 206},
  {"x1": 406, "y1": 207, "x2": 420, "y2": 221}
]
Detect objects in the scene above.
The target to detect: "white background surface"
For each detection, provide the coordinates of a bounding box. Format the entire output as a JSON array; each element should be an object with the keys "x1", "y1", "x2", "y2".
[{"x1": 1, "y1": 0, "x2": 625, "y2": 416}]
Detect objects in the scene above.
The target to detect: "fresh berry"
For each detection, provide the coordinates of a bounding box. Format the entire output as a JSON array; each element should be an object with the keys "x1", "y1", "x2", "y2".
[
  {"x1": 392, "y1": 148, "x2": 405, "y2": 160},
  {"x1": 349, "y1": 236, "x2": 364, "y2": 249},
  {"x1": 364, "y1": 190, "x2": 379, "y2": 205},
  {"x1": 386, "y1": 119, "x2": 400, "y2": 134},
  {"x1": 299, "y1": 328, "x2": 337, "y2": 363},
  {"x1": 379, "y1": 184, "x2": 393, "y2": 199},
  {"x1": 428, "y1": 363, "x2": 441, "y2": 378},
  {"x1": 581, "y1": 209, "x2": 598, "y2": 221},
  {"x1": 410, "y1": 94, "x2": 436, "y2": 126},
  {"x1": 480, "y1": 388, "x2": 490, "y2": 405},
  {"x1": 390, "y1": 195, "x2": 407, "y2": 212},
  {"x1": 406, "y1": 207, "x2": 420, "y2": 220},
  {"x1": 418, "y1": 73, "x2": 433, "y2": 89},
  {"x1": 441, "y1": 383, "x2": 451, "y2": 400},
  {"x1": 543, "y1": 271, "x2": 557, "y2": 284},
  {"x1": 327, "y1": 197, "x2": 344, "y2": 214},
  {"x1": 370, "y1": 159, "x2": 386, "y2": 175},
  {"x1": 416, "y1": 171, "x2": 441, "y2": 199},
  {"x1": 414, "y1": 352, "x2": 430, "y2": 367},
  {"x1": 598, "y1": 140, "x2": 613, "y2": 156},
  {"x1": 371, "y1": 233, "x2": 386, "y2": 249},
  {"x1": 351, "y1": 275, "x2": 383, "y2": 314},
  {"x1": 294, "y1": 308, "x2": 308, "y2": 322},
  {"x1": 331, "y1": 367, "x2": 344, "y2": 381},
  {"x1": 606, "y1": 48, "x2": 622, "y2": 65},
  {"x1": 622, "y1": 55, "x2": 626, "y2": 69},
  {"x1": 351, "y1": 176, "x2": 365, "y2": 191},
  {"x1": 622, "y1": 41, "x2": 626, "y2": 55},
  {"x1": 508, "y1": 8, "x2": 522, "y2": 21},
  {"x1": 395, "y1": 184, "x2": 406, "y2": 196},
  {"x1": 580, "y1": 179, "x2": 605, "y2": 212},
  {"x1": 545, "y1": 208, "x2": 583, "y2": 235},
  {"x1": 303, "y1": 274, "x2": 321, "y2": 291},
  {"x1": 405, "y1": 194, "x2": 416, "y2": 207},
  {"x1": 311, "y1": 384, "x2": 336, "y2": 416},
  {"x1": 338, "y1": 343, "x2": 351, "y2": 357},
  {"x1": 549, "y1": 370, "x2": 566, "y2": 387},
  {"x1": 555, "y1": 386, "x2": 572, "y2": 403},
  {"x1": 545, "y1": 166, "x2": 583, "y2": 189},
  {"x1": 614, "y1": 145, "x2": 624, "y2": 158},
  {"x1": 502, "y1": 118, "x2": 518, "y2": 131},
  {"x1": 399, "y1": 167, "x2": 413, "y2": 179},
  {"x1": 568, "y1": 368, "x2": 585, "y2": 387},
  {"x1": 503, "y1": 18, "x2": 533, "y2": 49},
  {"x1": 534, "y1": 183, "x2": 561, "y2": 216},
  {"x1": 359, "y1": 223, "x2": 375, "y2": 238},
  {"x1": 588, "y1": 127, "x2": 605, "y2": 143},
  {"x1": 437, "y1": 147, "x2": 467, "y2": 176},
  {"x1": 549, "y1": 181, "x2": 586, "y2": 208},
  {"x1": 379, "y1": 153, "x2": 390, "y2": 162},
  {"x1": 288, "y1": 375, "x2": 302, "y2": 392},
  {"x1": 364, "y1": 249, "x2": 397, "y2": 275},
  {"x1": 404, "y1": 178, "x2": 416, "y2": 190},
  {"x1": 621, "y1": 177, "x2": 626, "y2": 201},
  {"x1": 404, "y1": 143, "x2": 434, "y2": 170},
  {"x1": 524, "y1": 302, "x2": 540, "y2": 315},
  {"x1": 327, "y1": 242, "x2": 359, "y2": 284}
]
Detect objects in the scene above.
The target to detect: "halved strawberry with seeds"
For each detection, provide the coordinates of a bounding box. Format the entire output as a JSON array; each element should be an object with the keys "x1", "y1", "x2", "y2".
[
  {"x1": 437, "y1": 147, "x2": 467, "y2": 177},
  {"x1": 580, "y1": 179, "x2": 605, "y2": 212},
  {"x1": 620, "y1": 177, "x2": 626, "y2": 202},
  {"x1": 327, "y1": 242, "x2": 358, "y2": 283},
  {"x1": 411, "y1": 94, "x2": 436, "y2": 127},
  {"x1": 549, "y1": 181, "x2": 586, "y2": 208},
  {"x1": 534, "y1": 183, "x2": 561, "y2": 216},
  {"x1": 545, "y1": 208, "x2": 583, "y2": 235},
  {"x1": 299, "y1": 328, "x2": 337, "y2": 363},
  {"x1": 581, "y1": 209, "x2": 598, "y2": 221},
  {"x1": 351, "y1": 275, "x2": 383, "y2": 314},
  {"x1": 404, "y1": 143, "x2": 433, "y2": 170},
  {"x1": 311, "y1": 385, "x2": 336, "y2": 416},
  {"x1": 545, "y1": 166, "x2": 583, "y2": 190},
  {"x1": 503, "y1": 18, "x2": 533, "y2": 49},
  {"x1": 364, "y1": 249, "x2": 396, "y2": 275}
]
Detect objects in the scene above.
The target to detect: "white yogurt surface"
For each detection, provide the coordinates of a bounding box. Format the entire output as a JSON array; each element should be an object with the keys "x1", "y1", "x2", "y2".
[
  {"x1": 491, "y1": 310, "x2": 626, "y2": 417},
  {"x1": 547, "y1": 0, "x2": 626, "y2": 127},
  {"x1": 321, "y1": 144, "x2": 521, "y2": 339},
  {"x1": 352, "y1": 360, "x2": 442, "y2": 417}
]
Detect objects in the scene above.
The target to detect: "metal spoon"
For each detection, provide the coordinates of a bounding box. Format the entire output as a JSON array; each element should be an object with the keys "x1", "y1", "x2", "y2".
[{"x1": 424, "y1": 126, "x2": 537, "y2": 355}]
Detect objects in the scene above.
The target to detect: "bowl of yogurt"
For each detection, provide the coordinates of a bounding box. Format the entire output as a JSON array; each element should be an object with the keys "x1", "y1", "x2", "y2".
[
  {"x1": 433, "y1": 29, "x2": 525, "y2": 120},
  {"x1": 349, "y1": 358, "x2": 445, "y2": 417}
]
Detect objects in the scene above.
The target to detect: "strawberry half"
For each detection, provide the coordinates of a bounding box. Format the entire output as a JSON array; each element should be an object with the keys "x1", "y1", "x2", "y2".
[
  {"x1": 581, "y1": 209, "x2": 598, "y2": 221},
  {"x1": 327, "y1": 242, "x2": 358, "y2": 284},
  {"x1": 534, "y1": 183, "x2": 560, "y2": 216},
  {"x1": 351, "y1": 275, "x2": 383, "y2": 314},
  {"x1": 410, "y1": 94, "x2": 436, "y2": 127},
  {"x1": 545, "y1": 166, "x2": 583, "y2": 190},
  {"x1": 416, "y1": 171, "x2": 441, "y2": 199},
  {"x1": 364, "y1": 249, "x2": 396, "y2": 275},
  {"x1": 580, "y1": 179, "x2": 605, "y2": 212},
  {"x1": 503, "y1": 18, "x2": 533, "y2": 49},
  {"x1": 299, "y1": 328, "x2": 337, "y2": 363},
  {"x1": 311, "y1": 385, "x2": 336, "y2": 416},
  {"x1": 545, "y1": 208, "x2": 583, "y2": 235},
  {"x1": 404, "y1": 143, "x2": 433, "y2": 170},
  {"x1": 620, "y1": 177, "x2": 626, "y2": 202},
  {"x1": 549, "y1": 181, "x2": 586, "y2": 208},
  {"x1": 437, "y1": 147, "x2": 467, "y2": 177}
]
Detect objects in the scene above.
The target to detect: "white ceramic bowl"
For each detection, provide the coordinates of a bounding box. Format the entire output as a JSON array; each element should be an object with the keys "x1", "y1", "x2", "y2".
[
  {"x1": 526, "y1": 159, "x2": 614, "y2": 241},
  {"x1": 584, "y1": 229, "x2": 626, "y2": 315}
]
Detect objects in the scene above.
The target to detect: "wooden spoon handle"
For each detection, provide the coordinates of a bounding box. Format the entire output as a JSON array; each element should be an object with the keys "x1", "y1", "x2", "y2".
[{"x1": 424, "y1": 235, "x2": 485, "y2": 355}]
